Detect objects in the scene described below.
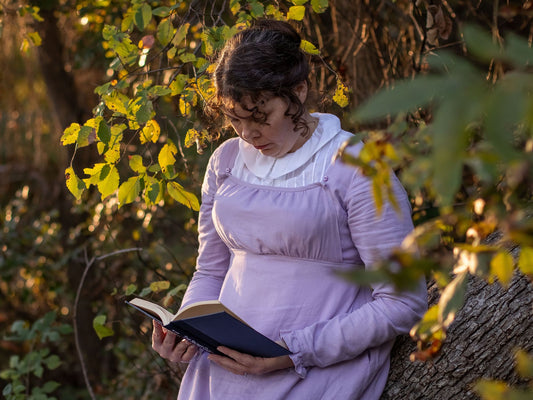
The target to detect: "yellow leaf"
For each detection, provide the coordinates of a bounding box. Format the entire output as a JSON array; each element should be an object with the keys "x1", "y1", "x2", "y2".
[
  {"x1": 185, "y1": 128, "x2": 199, "y2": 148},
  {"x1": 518, "y1": 247, "x2": 533, "y2": 275},
  {"x1": 65, "y1": 167, "x2": 85, "y2": 200},
  {"x1": 150, "y1": 280, "x2": 170, "y2": 293},
  {"x1": 140, "y1": 119, "x2": 161, "y2": 144},
  {"x1": 129, "y1": 155, "x2": 146, "y2": 173},
  {"x1": 287, "y1": 5, "x2": 306, "y2": 20},
  {"x1": 104, "y1": 142, "x2": 121, "y2": 163},
  {"x1": 118, "y1": 176, "x2": 142, "y2": 207},
  {"x1": 158, "y1": 143, "x2": 177, "y2": 173},
  {"x1": 300, "y1": 40, "x2": 320, "y2": 55},
  {"x1": 98, "y1": 165, "x2": 120, "y2": 200},
  {"x1": 179, "y1": 97, "x2": 191, "y2": 116},
  {"x1": 333, "y1": 79, "x2": 349, "y2": 108},
  {"x1": 490, "y1": 251, "x2": 514, "y2": 287},
  {"x1": 61, "y1": 123, "x2": 81, "y2": 146},
  {"x1": 167, "y1": 181, "x2": 200, "y2": 211}
]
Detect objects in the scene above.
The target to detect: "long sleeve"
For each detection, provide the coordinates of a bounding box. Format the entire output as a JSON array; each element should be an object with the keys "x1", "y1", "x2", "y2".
[
  {"x1": 179, "y1": 143, "x2": 233, "y2": 310},
  {"x1": 281, "y1": 166, "x2": 427, "y2": 376}
]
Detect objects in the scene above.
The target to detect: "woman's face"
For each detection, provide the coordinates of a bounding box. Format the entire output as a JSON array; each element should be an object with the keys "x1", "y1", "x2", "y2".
[{"x1": 226, "y1": 86, "x2": 309, "y2": 158}]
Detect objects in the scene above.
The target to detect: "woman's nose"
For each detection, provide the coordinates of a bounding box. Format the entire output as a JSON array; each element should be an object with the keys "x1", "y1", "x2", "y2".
[{"x1": 241, "y1": 123, "x2": 260, "y2": 141}]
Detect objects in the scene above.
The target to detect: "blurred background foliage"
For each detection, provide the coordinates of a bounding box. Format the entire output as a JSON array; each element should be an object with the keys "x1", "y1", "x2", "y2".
[{"x1": 0, "y1": 0, "x2": 532, "y2": 399}]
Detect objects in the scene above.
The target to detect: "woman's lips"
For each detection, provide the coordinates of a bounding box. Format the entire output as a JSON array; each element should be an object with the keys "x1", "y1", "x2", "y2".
[{"x1": 254, "y1": 144, "x2": 269, "y2": 150}]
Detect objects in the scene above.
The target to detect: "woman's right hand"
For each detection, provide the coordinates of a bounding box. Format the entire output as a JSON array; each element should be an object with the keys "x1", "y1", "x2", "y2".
[{"x1": 152, "y1": 320, "x2": 198, "y2": 363}]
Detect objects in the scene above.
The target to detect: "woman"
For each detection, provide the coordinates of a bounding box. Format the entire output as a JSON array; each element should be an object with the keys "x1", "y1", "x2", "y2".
[{"x1": 152, "y1": 19, "x2": 427, "y2": 400}]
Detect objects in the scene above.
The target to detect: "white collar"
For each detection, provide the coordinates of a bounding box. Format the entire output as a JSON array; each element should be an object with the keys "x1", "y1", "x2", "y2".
[{"x1": 238, "y1": 113, "x2": 343, "y2": 179}]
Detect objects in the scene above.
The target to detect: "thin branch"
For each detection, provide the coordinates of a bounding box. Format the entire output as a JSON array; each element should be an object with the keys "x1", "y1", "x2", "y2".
[{"x1": 73, "y1": 246, "x2": 143, "y2": 400}]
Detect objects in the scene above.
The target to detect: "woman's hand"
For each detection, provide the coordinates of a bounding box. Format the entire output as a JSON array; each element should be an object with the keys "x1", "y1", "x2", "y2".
[
  {"x1": 151, "y1": 320, "x2": 198, "y2": 363},
  {"x1": 207, "y1": 346, "x2": 294, "y2": 376}
]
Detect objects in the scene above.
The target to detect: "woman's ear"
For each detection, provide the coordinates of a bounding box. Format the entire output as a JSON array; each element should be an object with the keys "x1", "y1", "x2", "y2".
[{"x1": 293, "y1": 81, "x2": 308, "y2": 103}]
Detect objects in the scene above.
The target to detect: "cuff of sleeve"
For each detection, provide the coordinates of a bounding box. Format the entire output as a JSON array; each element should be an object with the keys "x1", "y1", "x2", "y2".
[{"x1": 280, "y1": 330, "x2": 309, "y2": 379}]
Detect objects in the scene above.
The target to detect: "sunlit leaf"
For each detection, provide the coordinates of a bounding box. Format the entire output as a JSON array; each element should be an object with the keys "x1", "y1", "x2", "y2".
[
  {"x1": 438, "y1": 271, "x2": 467, "y2": 328},
  {"x1": 150, "y1": 280, "x2": 170, "y2": 293},
  {"x1": 170, "y1": 74, "x2": 189, "y2": 95},
  {"x1": 490, "y1": 251, "x2": 514, "y2": 287},
  {"x1": 118, "y1": 176, "x2": 142, "y2": 207},
  {"x1": 185, "y1": 128, "x2": 199, "y2": 148},
  {"x1": 103, "y1": 93, "x2": 128, "y2": 115},
  {"x1": 129, "y1": 155, "x2": 146, "y2": 173},
  {"x1": 158, "y1": 143, "x2": 177, "y2": 174},
  {"x1": 333, "y1": 79, "x2": 349, "y2": 108},
  {"x1": 300, "y1": 39, "x2": 320, "y2": 55},
  {"x1": 140, "y1": 119, "x2": 161, "y2": 144},
  {"x1": 92, "y1": 315, "x2": 114, "y2": 340},
  {"x1": 98, "y1": 165, "x2": 120, "y2": 199},
  {"x1": 287, "y1": 5, "x2": 306, "y2": 21},
  {"x1": 65, "y1": 167, "x2": 85, "y2": 200},
  {"x1": 473, "y1": 379, "x2": 509, "y2": 400},
  {"x1": 61, "y1": 123, "x2": 80, "y2": 146},
  {"x1": 167, "y1": 181, "x2": 200, "y2": 211},
  {"x1": 518, "y1": 247, "x2": 533, "y2": 275}
]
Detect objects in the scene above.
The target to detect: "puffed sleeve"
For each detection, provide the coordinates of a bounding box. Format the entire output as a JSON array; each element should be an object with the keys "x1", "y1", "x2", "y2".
[
  {"x1": 179, "y1": 141, "x2": 235, "y2": 310},
  {"x1": 281, "y1": 160, "x2": 427, "y2": 377}
]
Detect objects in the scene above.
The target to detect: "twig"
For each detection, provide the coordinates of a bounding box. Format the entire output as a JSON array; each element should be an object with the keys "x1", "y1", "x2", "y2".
[{"x1": 73, "y1": 246, "x2": 143, "y2": 400}]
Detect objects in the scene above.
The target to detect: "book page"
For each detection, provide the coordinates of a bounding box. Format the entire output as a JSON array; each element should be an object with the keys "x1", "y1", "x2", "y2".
[
  {"x1": 129, "y1": 298, "x2": 175, "y2": 325},
  {"x1": 175, "y1": 300, "x2": 248, "y2": 325}
]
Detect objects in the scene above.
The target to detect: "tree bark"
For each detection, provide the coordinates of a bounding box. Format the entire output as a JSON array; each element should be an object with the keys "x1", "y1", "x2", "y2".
[{"x1": 382, "y1": 272, "x2": 533, "y2": 399}]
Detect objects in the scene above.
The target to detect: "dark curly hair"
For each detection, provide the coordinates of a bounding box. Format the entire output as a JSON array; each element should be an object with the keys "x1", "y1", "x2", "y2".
[{"x1": 210, "y1": 19, "x2": 312, "y2": 137}]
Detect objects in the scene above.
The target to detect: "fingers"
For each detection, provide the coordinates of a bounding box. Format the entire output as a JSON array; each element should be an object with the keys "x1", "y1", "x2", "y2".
[
  {"x1": 208, "y1": 347, "x2": 257, "y2": 376},
  {"x1": 151, "y1": 321, "x2": 198, "y2": 363}
]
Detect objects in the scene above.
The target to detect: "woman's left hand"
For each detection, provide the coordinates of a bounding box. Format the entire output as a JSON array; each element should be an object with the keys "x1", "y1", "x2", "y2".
[{"x1": 207, "y1": 346, "x2": 294, "y2": 376}]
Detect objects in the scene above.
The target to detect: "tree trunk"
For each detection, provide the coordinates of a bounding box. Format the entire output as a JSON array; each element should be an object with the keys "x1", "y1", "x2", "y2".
[{"x1": 382, "y1": 272, "x2": 533, "y2": 399}]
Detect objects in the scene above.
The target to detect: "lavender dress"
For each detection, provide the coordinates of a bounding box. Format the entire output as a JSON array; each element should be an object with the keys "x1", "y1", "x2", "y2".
[{"x1": 177, "y1": 131, "x2": 427, "y2": 399}]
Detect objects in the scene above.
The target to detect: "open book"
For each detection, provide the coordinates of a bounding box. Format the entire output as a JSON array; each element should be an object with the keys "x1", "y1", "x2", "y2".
[{"x1": 126, "y1": 297, "x2": 291, "y2": 358}]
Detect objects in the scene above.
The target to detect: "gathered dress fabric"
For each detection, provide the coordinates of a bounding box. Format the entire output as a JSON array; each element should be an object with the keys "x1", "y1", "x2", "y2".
[{"x1": 177, "y1": 114, "x2": 428, "y2": 400}]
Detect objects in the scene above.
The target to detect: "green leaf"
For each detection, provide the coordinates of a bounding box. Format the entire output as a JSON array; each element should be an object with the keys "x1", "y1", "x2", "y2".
[
  {"x1": 438, "y1": 271, "x2": 467, "y2": 328},
  {"x1": 167, "y1": 181, "x2": 200, "y2": 211},
  {"x1": 118, "y1": 176, "x2": 142, "y2": 207},
  {"x1": 135, "y1": 3, "x2": 152, "y2": 31},
  {"x1": 93, "y1": 315, "x2": 114, "y2": 340},
  {"x1": 352, "y1": 75, "x2": 452, "y2": 122},
  {"x1": 44, "y1": 355, "x2": 61, "y2": 370},
  {"x1": 291, "y1": 0, "x2": 309, "y2": 5},
  {"x1": 518, "y1": 247, "x2": 533, "y2": 275},
  {"x1": 65, "y1": 167, "x2": 85, "y2": 200},
  {"x1": 41, "y1": 381, "x2": 60, "y2": 394},
  {"x1": 300, "y1": 39, "x2": 320, "y2": 55},
  {"x1": 473, "y1": 379, "x2": 509, "y2": 400},
  {"x1": 152, "y1": 6, "x2": 171, "y2": 17},
  {"x1": 311, "y1": 0, "x2": 329, "y2": 13},
  {"x1": 97, "y1": 119, "x2": 111, "y2": 144},
  {"x1": 504, "y1": 32, "x2": 533, "y2": 68},
  {"x1": 125, "y1": 284, "x2": 137, "y2": 295},
  {"x1": 179, "y1": 52, "x2": 197, "y2": 63},
  {"x1": 172, "y1": 23, "x2": 190, "y2": 46},
  {"x1": 149, "y1": 280, "x2": 170, "y2": 293},
  {"x1": 490, "y1": 251, "x2": 514, "y2": 287},
  {"x1": 462, "y1": 24, "x2": 502, "y2": 63},
  {"x1": 249, "y1": 1, "x2": 265, "y2": 17},
  {"x1": 410, "y1": 305, "x2": 440, "y2": 341},
  {"x1": 157, "y1": 18, "x2": 173, "y2": 47},
  {"x1": 287, "y1": 5, "x2": 306, "y2": 20}
]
